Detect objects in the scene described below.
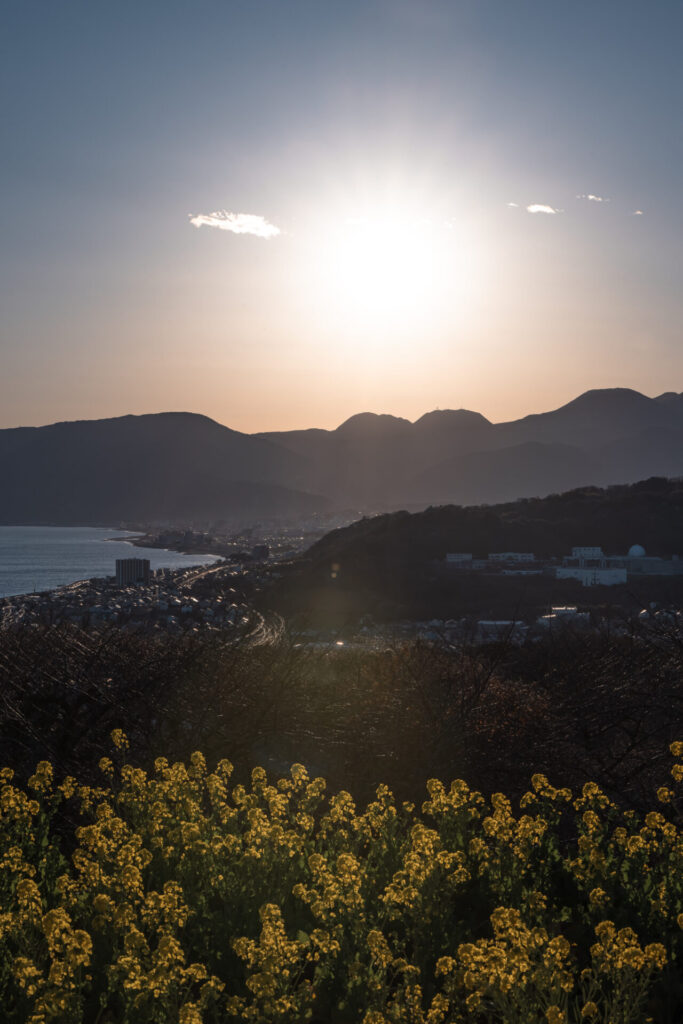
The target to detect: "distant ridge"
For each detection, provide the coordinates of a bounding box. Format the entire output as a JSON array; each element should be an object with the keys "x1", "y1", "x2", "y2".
[
  {"x1": 4, "y1": 388, "x2": 683, "y2": 524},
  {"x1": 335, "y1": 412, "x2": 412, "y2": 436},
  {"x1": 260, "y1": 386, "x2": 683, "y2": 505},
  {"x1": 0, "y1": 412, "x2": 326, "y2": 526},
  {"x1": 413, "y1": 409, "x2": 491, "y2": 431}
]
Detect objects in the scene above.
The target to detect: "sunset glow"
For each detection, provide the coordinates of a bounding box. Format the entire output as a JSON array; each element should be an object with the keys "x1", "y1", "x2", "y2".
[
  {"x1": 314, "y1": 213, "x2": 454, "y2": 331},
  {"x1": 2, "y1": 1, "x2": 682, "y2": 432}
]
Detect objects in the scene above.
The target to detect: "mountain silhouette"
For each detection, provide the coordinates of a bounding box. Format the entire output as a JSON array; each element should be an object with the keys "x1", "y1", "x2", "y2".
[
  {"x1": 260, "y1": 387, "x2": 683, "y2": 505},
  {"x1": 0, "y1": 413, "x2": 325, "y2": 525},
  {"x1": 3, "y1": 388, "x2": 683, "y2": 524}
]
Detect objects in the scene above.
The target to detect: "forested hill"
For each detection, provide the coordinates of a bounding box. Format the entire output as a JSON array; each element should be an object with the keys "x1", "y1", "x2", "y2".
[
  {"x1": 306, "y1": 477, "x2": 683, "y2": 567},
  {"x1": 265, "y1": 478, "x2": 683, "y2": 623}
]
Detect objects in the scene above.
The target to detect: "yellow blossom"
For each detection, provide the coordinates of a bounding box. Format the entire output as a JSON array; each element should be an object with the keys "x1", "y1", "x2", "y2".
[{"x1": 110, "y1": 728, "x2": 129, "y2": 750}]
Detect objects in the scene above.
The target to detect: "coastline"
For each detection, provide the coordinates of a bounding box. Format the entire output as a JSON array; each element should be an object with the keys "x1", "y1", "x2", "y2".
[
  {"x1": 126, "y1": 532, "x2": 235, "y2": 559},
  {"x1": 0, "y1": 527, "x2": 221, "y2": 600},
  {"x1": 103, "y1": 531, "x2": 224, "y2": 560}
]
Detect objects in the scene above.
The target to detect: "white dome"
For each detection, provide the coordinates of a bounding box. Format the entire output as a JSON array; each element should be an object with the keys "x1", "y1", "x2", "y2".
[{"x1": 628, "y1": 544, "x2": 646, "y2": 558}]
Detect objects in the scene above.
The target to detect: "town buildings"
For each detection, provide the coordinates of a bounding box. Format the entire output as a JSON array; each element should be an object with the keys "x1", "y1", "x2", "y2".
[{"x1": 444, "y1": 543, "x2": 683, "y2": 586}]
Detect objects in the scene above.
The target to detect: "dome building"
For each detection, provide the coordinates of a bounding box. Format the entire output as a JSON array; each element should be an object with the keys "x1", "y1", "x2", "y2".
[{"x1": 628, "y1": 544, "x2": 646, "y2": 558}]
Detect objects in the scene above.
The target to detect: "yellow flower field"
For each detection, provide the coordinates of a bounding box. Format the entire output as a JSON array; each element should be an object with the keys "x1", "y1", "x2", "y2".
[{"x1": 2, "y1": 735, "x2": 683, "y2": 1023}]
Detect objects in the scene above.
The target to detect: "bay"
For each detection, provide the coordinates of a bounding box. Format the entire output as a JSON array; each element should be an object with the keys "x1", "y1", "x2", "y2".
[{"x1": 0, "y1": 526, "x2": 220, "y2": 598}]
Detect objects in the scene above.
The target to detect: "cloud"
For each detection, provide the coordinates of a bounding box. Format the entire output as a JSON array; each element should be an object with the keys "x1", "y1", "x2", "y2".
[
  {"x1": 506, "y1": 202, "x2": 519, "y2": 207},
  {"x1": 577, "y1": 193, "x2": 610, "y2": 202},
  {"x1": 526, "y1": 204, "x2": 561, "y2": 214},
  {"x1": 189, "y1": 210, "x2": 281, "y2": 239},
  {"x1": 631, "y1": 209, "x2": 644, "y2": 215}
]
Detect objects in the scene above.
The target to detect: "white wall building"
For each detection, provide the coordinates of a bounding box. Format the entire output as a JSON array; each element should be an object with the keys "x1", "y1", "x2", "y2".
[
  {"x1": 571, "y1": 547, "x2": 604, "y2": 560},
  {"x1": 604, "y1": 545, "x2": 683, "y2": 575}
]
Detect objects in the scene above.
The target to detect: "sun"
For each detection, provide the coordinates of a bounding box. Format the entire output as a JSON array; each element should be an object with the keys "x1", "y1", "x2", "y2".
[
  {"x1": 309, "y1": 209, "x2": 458, "y2": 334},
  {"x1": 326, "y1": 216, "x2": 439, "y2": 318}
]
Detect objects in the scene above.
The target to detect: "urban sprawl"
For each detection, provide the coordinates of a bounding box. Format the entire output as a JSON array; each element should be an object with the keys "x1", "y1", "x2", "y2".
[{"x1": 3, "y1": 536, "x2": 683, "y2": 648}]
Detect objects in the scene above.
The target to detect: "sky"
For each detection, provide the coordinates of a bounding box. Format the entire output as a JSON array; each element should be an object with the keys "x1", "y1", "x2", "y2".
[{"x1": 2, "y1": 0, "x2": 683, "y2": 432}]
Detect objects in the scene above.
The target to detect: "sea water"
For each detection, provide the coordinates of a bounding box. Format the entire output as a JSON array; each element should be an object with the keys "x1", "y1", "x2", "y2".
[{"x1": 0, "y1": 526, "x2": 220, "y2": 598}]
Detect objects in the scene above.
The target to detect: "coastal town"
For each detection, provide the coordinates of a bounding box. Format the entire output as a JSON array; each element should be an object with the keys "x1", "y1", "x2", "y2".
[
  {"x1": 2, "y1": 543, "x2": 681, "y2": 652},
  {"x1": 124, "y1": 509, "x2": 363, "y2": 562},
  {"x1": 0, "y1": 557, "x2": 271, "y2": 635},
  {"x1": 0, "y1": 512, "x2": 360, "y2": 635}
]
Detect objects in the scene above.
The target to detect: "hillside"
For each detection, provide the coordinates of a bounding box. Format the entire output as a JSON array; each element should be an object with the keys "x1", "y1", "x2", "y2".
[
  {"x1": 307, "y1": 476, "x2": 683, "y2": 566},
  {"x1": 0, "y1": 413, "x2": 326, "y2": 525},
  {"x1": 266, "y1": 477, "x2": 683, "y2": 622},
  {"x1": 411, "y1": 440, "x2": 598, "y2": 505}
]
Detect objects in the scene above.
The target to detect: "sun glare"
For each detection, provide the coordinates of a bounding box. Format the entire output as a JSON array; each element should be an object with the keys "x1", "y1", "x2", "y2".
[
  {"x1": 327, "y1": 217, "x2": 438, "y2": 316},
  {"x1": 308, "y1": 208, "x2": 462, "y2": 336}
]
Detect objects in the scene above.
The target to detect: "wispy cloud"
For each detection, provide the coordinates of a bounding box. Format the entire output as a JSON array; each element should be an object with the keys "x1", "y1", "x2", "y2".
[
  {"x1": 526, "y1": 204, "x2": 561, "y2": 214},
  {"x1": 506, "y1": 202, "x2": 519, "y2": 207},
  {"x1": 189, "y1": 210, "x2": 281, "y2": 239},
  {"x1": 631, "y1": 209, "x2": 644, "y2": 216},
  {"x1": 577, "y1": 193, "x2": 610, "y2": 202}
]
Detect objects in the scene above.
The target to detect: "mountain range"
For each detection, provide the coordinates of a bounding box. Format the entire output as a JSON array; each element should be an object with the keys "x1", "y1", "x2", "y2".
[
  {"x1": 2, "y1": 388, "x2": 683, "y2": 525},
  {"x1": 264, "y1": 387, "x2": 683, "y2": 506}
]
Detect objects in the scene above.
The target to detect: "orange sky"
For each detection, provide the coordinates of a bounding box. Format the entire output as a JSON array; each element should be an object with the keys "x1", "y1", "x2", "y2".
[{"x1": 3, "y1": 1, "x2": 682, "y2": 433}]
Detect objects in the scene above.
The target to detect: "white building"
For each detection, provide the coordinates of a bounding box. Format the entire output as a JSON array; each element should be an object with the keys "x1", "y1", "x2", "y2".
[
  {"x1": 604, "y1": 545, "x2": 683, "y2": 576},
  {"x1": 571, "y1": 546, "x2": 604, "y2": 560},
  {"x1": 565, "y1": 547, "x2": 606, "y2": 569}
]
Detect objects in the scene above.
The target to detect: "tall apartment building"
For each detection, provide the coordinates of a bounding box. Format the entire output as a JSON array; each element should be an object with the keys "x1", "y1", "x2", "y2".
[{"x1": 115, "y1": 558, "x2": 151, "y2": 586}]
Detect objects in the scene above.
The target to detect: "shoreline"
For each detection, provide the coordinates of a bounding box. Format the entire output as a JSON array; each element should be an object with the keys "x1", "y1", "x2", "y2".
[
  {"x1": 106, "y1": 532, "x2": 223, "y2": 561},
  {"x1": 126, "y1": 532, "x2": 236, "y2": 559},
  {"x1": 0, "y1": 528, "x2": 221, "y2": 601}
]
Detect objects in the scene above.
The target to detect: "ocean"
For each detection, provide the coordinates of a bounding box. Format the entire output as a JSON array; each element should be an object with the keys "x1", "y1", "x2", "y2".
[{"x1": 0, "y1": 526, "x2": 220, "y2": 598}]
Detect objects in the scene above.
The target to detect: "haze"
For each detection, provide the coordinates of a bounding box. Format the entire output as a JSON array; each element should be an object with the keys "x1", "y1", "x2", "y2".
[{"x1": 2, "y1": 0, "x2": 682, "y2": 432}]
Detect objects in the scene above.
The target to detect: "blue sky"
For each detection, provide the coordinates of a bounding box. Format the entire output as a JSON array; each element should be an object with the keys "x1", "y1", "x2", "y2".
[{"x1": 2, "y1": 0, "x2": 682, "y2": 430}]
